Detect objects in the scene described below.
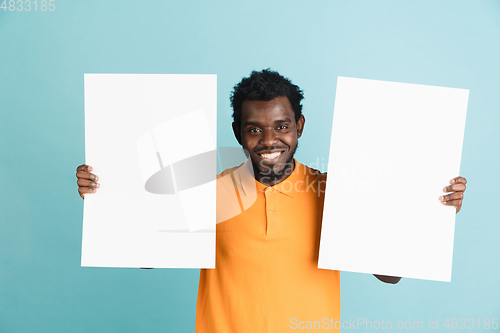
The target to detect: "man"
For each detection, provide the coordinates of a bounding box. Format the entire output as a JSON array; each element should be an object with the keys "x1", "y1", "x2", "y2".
[{"x1": 76, "y1": 69, "x2": 467, "y2": 332}]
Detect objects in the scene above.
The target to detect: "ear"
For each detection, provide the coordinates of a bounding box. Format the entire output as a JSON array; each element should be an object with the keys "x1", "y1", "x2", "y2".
[
  {"x1": 232, "y1": 122, "x2": 242, "y2": 145},
  {"x1": 296, "y1": 115, "x2": 305, "y2": 138}
]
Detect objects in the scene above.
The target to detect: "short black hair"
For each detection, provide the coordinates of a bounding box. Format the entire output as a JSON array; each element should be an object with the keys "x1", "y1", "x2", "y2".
[{"x1": 230, "y1": 69, "x2": 304, "y2": 127}]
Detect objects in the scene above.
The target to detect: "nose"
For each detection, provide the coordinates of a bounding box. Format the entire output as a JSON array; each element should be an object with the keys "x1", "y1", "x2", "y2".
[{"x1": 260, "y1": 128, "x2": 279, "y2": 147}]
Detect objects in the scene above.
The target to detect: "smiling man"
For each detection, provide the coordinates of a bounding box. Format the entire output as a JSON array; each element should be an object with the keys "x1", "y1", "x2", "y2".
[
  {"x1": 76, "y1": 69, "x2": 467, "y2": 332},
  {"x1": 233, "y1": 95, "x2": 303, "y2": 186}
]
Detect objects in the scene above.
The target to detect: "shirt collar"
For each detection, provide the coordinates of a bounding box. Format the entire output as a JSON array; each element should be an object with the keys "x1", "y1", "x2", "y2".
[{"x1": 236, "y1": 158, "x2": 305, "y2": 198}]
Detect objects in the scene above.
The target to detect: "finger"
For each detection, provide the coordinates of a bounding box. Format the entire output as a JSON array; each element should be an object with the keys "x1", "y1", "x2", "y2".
[
  {"x1": 76, "y1": 170, "x2": 99, "y2": 181},
  {"x1": 441, "y1": 198, "x2": 462, "y2": 206},
  {"x1": 450, "y1": 176, "x2": 467, "y2": 185},
  {"x1": 439, "y1": 192, "x2": 463, "y2": 202},
  {"x1": 77, "y1": 179, "x2": 100, "y2": 189},
  {"x1": 76, "y1": 164, "x2": 93, "y2": 172},
  {"x1": 78, "y1": 186, "x2": 97, "y2": 198},
  {"x1": 443, "y1": 183, "x2": 466, "y2": 193}
]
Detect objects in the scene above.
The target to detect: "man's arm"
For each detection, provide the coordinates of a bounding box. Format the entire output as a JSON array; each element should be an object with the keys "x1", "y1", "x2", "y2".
[{"x1": 374, "y1": 275, "x2": 401, "y2": 284}]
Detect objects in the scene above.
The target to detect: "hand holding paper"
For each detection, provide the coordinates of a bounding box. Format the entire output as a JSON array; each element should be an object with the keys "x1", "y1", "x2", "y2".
[
  {"x1": 76, "y1": 164, "x2": 99, "y2": 199},
  {"x1": 318, "y1": 76, "x2": 469, "y2": 282},
  {"x1": 82, "y1": 74, "x2": 217, "y2": 269},
  {"x1": 440, "y1": 176, "x2": 467, "y2": 213}
]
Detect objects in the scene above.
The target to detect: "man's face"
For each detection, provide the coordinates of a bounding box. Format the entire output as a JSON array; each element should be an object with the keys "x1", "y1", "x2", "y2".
[{"x1": 232, "y1": 96, "x2": 305, "y2": 186}]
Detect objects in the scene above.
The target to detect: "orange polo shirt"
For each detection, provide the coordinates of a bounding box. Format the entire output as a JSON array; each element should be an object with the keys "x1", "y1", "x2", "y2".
[{"x1": 195, "y1": 159, "x2": 340, "y2": 332}]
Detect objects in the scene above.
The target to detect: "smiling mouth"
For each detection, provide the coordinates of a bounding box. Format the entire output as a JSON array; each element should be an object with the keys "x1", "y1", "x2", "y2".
[{"x1": 257, "y1": 151, "x2": 284, "y2": 161}]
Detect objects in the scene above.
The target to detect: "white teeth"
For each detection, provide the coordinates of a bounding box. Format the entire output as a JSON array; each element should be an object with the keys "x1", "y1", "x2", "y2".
[{"x1": 260, "y1": 152, "x2": 282, "y2": 160}]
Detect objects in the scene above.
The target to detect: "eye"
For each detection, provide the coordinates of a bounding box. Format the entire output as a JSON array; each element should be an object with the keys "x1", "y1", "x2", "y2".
[
  {"x1": 277, "y1": 125, "x2": 288, "y2": 130},
  {"x1": 249, "y1": 128, "x2": 261, "y2": 133}
]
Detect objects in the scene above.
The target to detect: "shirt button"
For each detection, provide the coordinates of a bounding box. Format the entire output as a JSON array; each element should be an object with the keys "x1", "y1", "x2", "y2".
[{"x1": 270, "y1": 208, "x2": 274, "y2": 212}]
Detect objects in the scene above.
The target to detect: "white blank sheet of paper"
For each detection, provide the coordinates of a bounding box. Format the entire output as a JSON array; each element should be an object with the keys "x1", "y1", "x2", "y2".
[
  {"x1": 318, "y1": 77, "x2": 469, "y2": 282},
  {"x1": 82, "y1": 74, "x2": 217, "y2": 269}
]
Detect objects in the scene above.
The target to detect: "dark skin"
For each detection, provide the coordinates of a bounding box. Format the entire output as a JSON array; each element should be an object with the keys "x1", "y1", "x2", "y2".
[
  {"x1": 76, "y1": 96, "x2": 467, "y2": 283},
  {"x1": 232, "y1": 97, "x2": 305, "y2": 187},
  {"x1": 76, "y1": 165, "x2": 99, "y2": 198}
]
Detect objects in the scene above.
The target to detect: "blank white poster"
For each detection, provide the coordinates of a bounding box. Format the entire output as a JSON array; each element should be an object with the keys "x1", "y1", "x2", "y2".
[
  {"x1": 82, "y1": 74, "x2": 217, "y2": 268},
  {"x1": 318, "y1": 77, "x2": 469, "y2": 282}
]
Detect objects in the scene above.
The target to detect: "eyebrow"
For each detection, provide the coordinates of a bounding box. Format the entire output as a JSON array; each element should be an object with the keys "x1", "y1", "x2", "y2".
[{"x1": 244, "y1": 118, "x2": 292, "y2": 127}]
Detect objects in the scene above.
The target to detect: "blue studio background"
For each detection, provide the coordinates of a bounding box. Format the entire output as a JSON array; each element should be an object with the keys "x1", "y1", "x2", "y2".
[{"x1": 1, "y1": 1, "x2": 499, "y2": 332}]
